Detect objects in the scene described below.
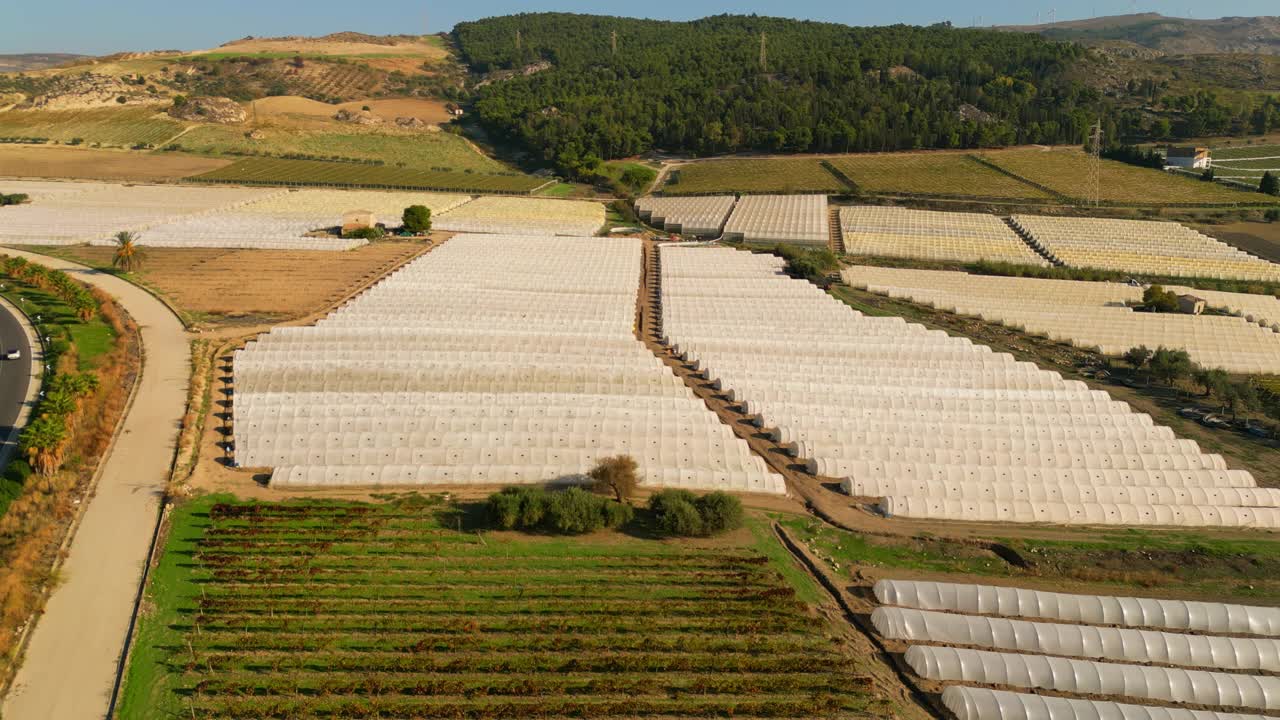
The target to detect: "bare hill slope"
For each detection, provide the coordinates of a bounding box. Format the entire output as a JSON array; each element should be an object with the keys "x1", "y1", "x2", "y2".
[{"x1": 1002, "y1": 13, "x2": 1280, "y2": 56}]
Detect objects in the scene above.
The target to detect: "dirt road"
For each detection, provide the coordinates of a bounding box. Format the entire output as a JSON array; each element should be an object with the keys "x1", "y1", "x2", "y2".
[{"x1": 1, "y1": 251, "x2": 189, "y2": 720}]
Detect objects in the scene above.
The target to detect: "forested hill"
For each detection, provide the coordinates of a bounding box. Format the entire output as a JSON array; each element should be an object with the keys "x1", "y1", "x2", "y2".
[{"x1": 454, "y1": 14, "x2": 1102, "y2": 176}]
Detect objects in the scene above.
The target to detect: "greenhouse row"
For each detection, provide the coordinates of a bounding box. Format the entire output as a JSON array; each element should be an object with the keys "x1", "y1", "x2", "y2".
[
  {"x1": 656, "y1": 244, "x2": 1269, "y2": 529},
  {"x1": 234, "y1": 234, "x2": 783, "y2": 494}
]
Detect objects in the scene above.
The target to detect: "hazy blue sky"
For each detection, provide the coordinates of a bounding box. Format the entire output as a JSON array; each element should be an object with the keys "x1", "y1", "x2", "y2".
[{"x1": 4, "y1": 1, "x2": 1277, "y2": 55}]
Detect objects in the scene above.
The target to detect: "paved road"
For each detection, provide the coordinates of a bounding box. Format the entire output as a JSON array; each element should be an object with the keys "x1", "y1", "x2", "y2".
[
  {"x1": 0, "y1": 298, "x2": 35, "y2": 472},
  {"x1": 0, "y1": 250, "x2": 189, "y2": 720}
]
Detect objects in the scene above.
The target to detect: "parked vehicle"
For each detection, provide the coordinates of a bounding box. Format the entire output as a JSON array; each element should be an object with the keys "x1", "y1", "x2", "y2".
[
  {"x1": 1178, "y1": 407, "x2": 1206, "y2": 420},
  {"x1": 4, "y1": 349, "x2": 20, "y2": 360}
]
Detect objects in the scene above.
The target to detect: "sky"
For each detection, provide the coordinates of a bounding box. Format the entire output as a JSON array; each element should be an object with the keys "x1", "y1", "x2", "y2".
[{"x1": 3, "y1": 0, "x2": 1277, "y2": 55}]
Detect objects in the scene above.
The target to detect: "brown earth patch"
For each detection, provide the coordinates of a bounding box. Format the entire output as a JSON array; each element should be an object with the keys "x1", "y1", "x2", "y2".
[
  {"x1": 1199, "y1": 221, "x2": 1280, "y2": 264},
  {"x1": 48, "y1": 241, "x2": 430, "y2": 327},
  {"x1": 0, "y1": 145, "x2": 229, "y2": 181},
  {"x1": 338, "y1": 98, "x2": 450, "y2": 125}
]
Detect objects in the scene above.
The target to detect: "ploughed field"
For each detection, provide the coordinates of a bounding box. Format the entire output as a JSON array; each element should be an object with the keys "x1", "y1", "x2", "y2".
[{"x1": 119, "y1": 497, "x2": 877, "y2": 719}]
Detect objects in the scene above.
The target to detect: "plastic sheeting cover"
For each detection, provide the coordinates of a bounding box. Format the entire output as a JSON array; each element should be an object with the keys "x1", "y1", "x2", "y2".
[
  {"x1": 942, "y1": 686, "x2": 1272, "y2": 720},
  {"x1": 873, "y1": 607, "x2": 1280, "y2": 671},
  {"x1": 875, "y1": 579, "x2": 1280, "y2": 637}
]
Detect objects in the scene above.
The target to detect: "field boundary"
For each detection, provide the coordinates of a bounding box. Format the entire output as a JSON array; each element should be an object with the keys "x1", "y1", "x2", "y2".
[
  {"x1": 967, "y1": 153, "x2": 1069, "y2": 202},
  {"x1": 818, "y1": 160, "x2": 861, "y2": 195},
  {"x1": 772, "y1": 521, "x2": 942, "y2": 718}
]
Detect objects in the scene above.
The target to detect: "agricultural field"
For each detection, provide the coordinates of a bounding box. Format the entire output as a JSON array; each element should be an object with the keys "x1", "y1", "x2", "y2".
[
  {"x1": 980, "y1": 147, "x2": 1265, "y2": 205},
  {"x1": 0, "y1": 107, "x2": 186, "y2": 147},
  {"x1": 44, "y1": 242, "x2": 427, "y2": 327},
  {"x1": 190, "y1": 157, "x2": 547, "y2": 194},
  {"x1": 664, "y1": 158, "x2": 848, "y2": 195},
  {"x1": 826, "y1": 153, "x2": 1050, "y2": 200},
  {"x1": 1207, "y1": 144, "x2": 1280, "y2": 182},
  {"x1": 118, "y1": 496, "x2": 890, "y2": 720},
  {"x1": 779, "y1": 514, "x2": 1280, "y2": 604},
  {"x1": 0, "y1": 145, "x2": 229, "y2": 181},
  {"x1": 171, "y1": 124, "x2": 506, "y2": 174}
]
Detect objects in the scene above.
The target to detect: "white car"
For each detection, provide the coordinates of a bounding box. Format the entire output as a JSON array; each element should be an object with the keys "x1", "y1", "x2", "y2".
[{"x1": 4, "y1": 350, "x2": 20, "y2": 360}]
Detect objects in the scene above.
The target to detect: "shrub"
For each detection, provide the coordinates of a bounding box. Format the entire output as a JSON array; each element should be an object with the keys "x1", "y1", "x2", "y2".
[
  {"x1": 402, "y1": 205, "x2": 432, "y2": 234},
  {"x1": 0, "y1": 193, "x2": 30, "y2": 206},
  {"x1": 1200, "y1": 168, "x2": 1215, "y2": 182},
  {"x1": 649, "y1": 489, "x2": 744, "y2": 537},
  {"x1": 650, "y1": 490, "x2": 703, "y2": 536},
  {"x1": 1265, "y1": 208, "x2": 1280, "y2": 223},
  {"x1": 343, "y1": 225, "x2": 386, "y2": 240},
  {"x1": 589, "y1": 455, "x2": 638, "y2": 503},
  {"x1": 696, "y1": 492, "x2": 745, "y2": 535},
  {"x1": 484, "y1": 486, "x2": 631, "y2": 535},
  {"x1": 775, "y1": 246, "x2": 838, "y2": 279}
]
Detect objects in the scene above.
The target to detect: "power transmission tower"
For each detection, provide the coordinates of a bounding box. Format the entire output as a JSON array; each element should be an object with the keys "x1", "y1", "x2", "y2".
[
  {"x1": 1087, "y1": 119, "x2": 1103, "y2": 207},
  {"x1": 515, "y1": 30, "x2": 522, "y2": 52},
  {"x1": 759, "y1": 32, "x2": 767, "y2": 71},
  {"x1": 611, "y1": 30, "x2": 618, "y2": 56},
  {"x1": 1048, "y1": 8, "x2": 1056, "y2": 24}
]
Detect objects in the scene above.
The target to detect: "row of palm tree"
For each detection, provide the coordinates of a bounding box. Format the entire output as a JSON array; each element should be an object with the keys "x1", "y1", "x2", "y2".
[
  {"x1": 1, "y1": 256, "x2": 98, "y2": 321},
  {"x1": 20, "y1": 373, "x2": 100, "y2": 476}
]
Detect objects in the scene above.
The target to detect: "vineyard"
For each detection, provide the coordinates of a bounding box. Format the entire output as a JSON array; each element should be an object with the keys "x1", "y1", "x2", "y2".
[
  {"x1": 979, "y1": 147, "x2": 1266, "y2": 206},
  {"x1": 119, "y1": 496, "x2": 881, "y2": 719},
  {"x1": 291, "y1": 62, "x2": 383, "y2": 99},
  {"x1": 190, "y1": 157, "x2": 548, "y2": 194},
  {"x1": 663, "y1": 158, "x2": 849, "y2": 195},
  {"x1": 0, "y1": 107, "x2": 185, "y2": 147},
  {"x1": 173, "y1": 125, "x2": 508, "y2": 174},
  {"x1": 1206, "y1": 145, "x2": 1280, "y2": 181},
  {"x1": 826, "y1": 153, "x2": 1051, "y2": 200}
]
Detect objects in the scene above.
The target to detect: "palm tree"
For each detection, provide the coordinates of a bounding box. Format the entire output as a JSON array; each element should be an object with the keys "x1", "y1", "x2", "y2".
[
  {"x1": 112, "y1": 231, "x2": 145, "y2": 273},
  {"x1": 21, "y1": 415, "x2": 67, "y2": 476}
]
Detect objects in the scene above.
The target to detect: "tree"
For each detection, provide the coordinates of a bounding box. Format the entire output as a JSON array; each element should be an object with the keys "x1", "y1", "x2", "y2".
[
  {"x1": 402, "y1": 205, "x2": 433, "y2": 234},
  {"x1": 1266, "y1": 208, "x2": 1280, "y2": 222},
  {"x1": 1149, "y1": 347, "x2": 1193, "y2": 386},
  {"x1": 1261, "y1": 171, "x2": 1280, "y2": 196},
  {"x1": 589, "y1": 455, "x2": 638, "y2": 503},
  {"x1": 1123, "y1": 345, "x2": 1153, "y2": 371},
  {"x1": 20, "y1": 415, "x2": 66, "y2": 476},
  {"x1": 111, "y1": 231, "x2": 145, "y2": 272},
  {"x1": 1194, "y1": 366, "x2": 1231, "y2": 402},
  {"x1": 1142, "y1": 285, "x2": 1180, "y2": 313},
  {"x1": 619, "y1": 165, "x2": 656, "y2": 193}
]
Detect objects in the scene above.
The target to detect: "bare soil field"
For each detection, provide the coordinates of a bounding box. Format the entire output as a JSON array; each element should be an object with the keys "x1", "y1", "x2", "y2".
[
  {"x1": 0, "y1": 145, "x2": 229, "y2": 181},
  {"x1": 252, "y1": 96, "x2": 450, "y2": 127},
  {"x1": 338, "y1": 98, "x2": 450, "y2": 124},
  {"x1": 1199, "y1": 221, "x2": 1280, "y2": 263},
  {"x1": 47, "y1": 241, "x2": 429, "y2": 327}
]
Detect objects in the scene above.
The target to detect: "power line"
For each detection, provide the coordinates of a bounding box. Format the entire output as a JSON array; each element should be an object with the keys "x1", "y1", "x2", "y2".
[{"x1": 1088, "y1": 118, "x2": 1103, "y2": 207}]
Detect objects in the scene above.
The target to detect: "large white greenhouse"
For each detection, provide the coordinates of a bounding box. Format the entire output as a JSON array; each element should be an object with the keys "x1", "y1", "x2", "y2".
[
  {"x1": 657, "y1": 245, "x2": 1274, "y2": 530},
  {"x1": 234, "y1": 234, "x2": 783, "y2": 494}
]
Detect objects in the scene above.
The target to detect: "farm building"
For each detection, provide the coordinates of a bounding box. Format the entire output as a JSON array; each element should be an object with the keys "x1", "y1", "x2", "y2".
[
  {"x1": 341, "y1": 209, "x2": 376, "y2": 233},
  {"x1": 1165, "y1": 146, "x2": 1211, "y2": 170},
  {"x1": 1178, "y1": 294, "x2": 1207, "y2": 315}
]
